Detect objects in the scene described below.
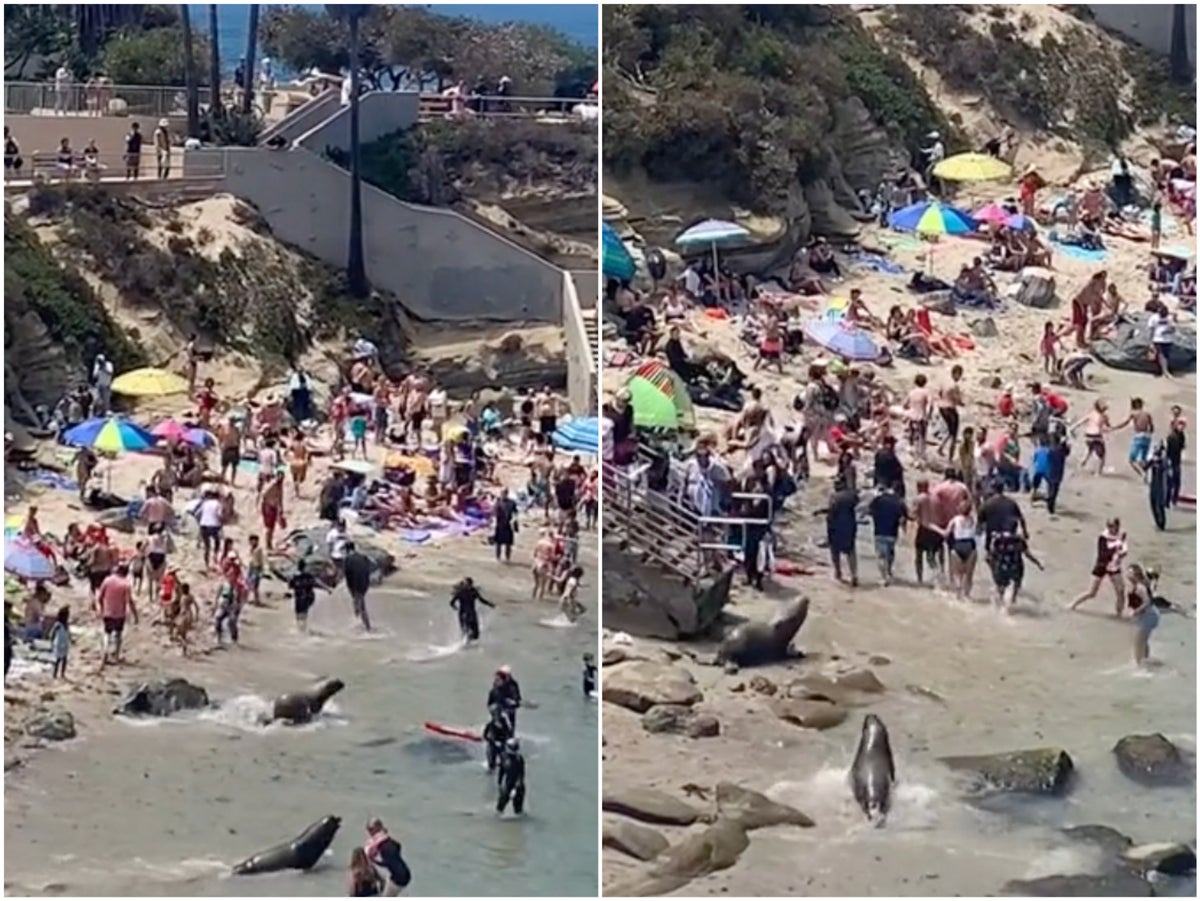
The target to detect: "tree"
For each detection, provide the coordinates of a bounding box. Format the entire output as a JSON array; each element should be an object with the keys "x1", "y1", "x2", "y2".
[
  {"x1": 242, "y1": 4, "x2": 259, "y2": 114},
  {"x1": 179, "y1": 5, "x2": 200, "y2": 136},
  {"x1": 208, "y1": 5, "x2": 223, "y2": 117},
  {"x1": 326, "y1": 4, "x2": 373, "y2": 298},
  {"x1": 4, "y1": 6, "x2": 72, "y2": 78},
  {"x1": 100, "y1": 25, "x2": 209, "y2": 86}
]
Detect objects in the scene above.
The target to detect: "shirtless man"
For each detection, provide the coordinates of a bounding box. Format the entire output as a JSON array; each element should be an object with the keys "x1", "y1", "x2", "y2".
[
  {"x1": 1071, "y1": 399, "x2": 1113, "y2": 475},
  {"x1": 405, "y1": 372, "x2": 429, "y2": 444},
  {"x1": 936, "y1": 365, "x2": 964, "y2": 460},
  {"x1": 260, "y1": 471, "x2": 285, "y2": 550},
  {"x1": 535, "y1": 387, "x2": 559, "y2": 441},
  {"x1": 1069, "y1": 271, "x2": 1107, "y2": 349},
  {"x1": 1113, "y1": 397, "x2": 1155, "y2": 477},
  {"x1": 217, "y1": 417, "x2": 242, "y2": 486},
  {"x1": 905, "y1": 374, "x2": 933, "y2": 461},
  {"x1": 1088, "y1": 284, "x2": 1125, "y2": 338},
  {"x1": 729, "y1": 387, "x2": 771, "y2": 451},
  {"x1": 531, "y1": 528, "x2": 558, "y2": 600},
  {"x1": 910, "y1": 478, "x2": 944, "y2": 585}
]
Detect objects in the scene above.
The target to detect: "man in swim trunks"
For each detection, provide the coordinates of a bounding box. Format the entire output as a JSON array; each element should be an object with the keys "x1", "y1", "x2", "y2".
[
  {"x1": 96, "y1": 563, "x2": 139, "y2": 667},
  {"x1": 1113, "y1": 397, "x2": 1154, "y2": 477},
  {"x1": 217, "y1": 416, "x2": 242, "y2": 486},
  {"x1": 988, "y1": 528, "x2": 1043, "y2": 612},
  {"x1": 905, "y1": 373, "x2": 932, "y2": 460},
  {"x1": 260, "y1": 471, "x2": 285, "y2": 550},
  {"x1": 1073, "y1": 399, "x2": 1112, "y2": 475},
  {"x1": 936, "y1": 365, "x2": 964, "y2": 460},
  {"x1": 911, "y1": 478, "x2": 945, "y2": 585}
]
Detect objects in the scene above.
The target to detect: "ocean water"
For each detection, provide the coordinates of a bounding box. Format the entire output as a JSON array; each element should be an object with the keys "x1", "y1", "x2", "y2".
[
  {"x1": 191, "y1": 3, "x2": 597, "y2": 74},
  {"x1": 5, "y1": 545, "x2": 599, "y2": 896}
]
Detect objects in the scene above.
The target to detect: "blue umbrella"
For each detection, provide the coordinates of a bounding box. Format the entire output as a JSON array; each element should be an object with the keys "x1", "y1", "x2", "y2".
[
  {"x1": 602, "y1": 221, "x2": 636, "y2": 281},
  {"x1": 803, "y1": 320, "x2": 881, "y2": 362},
  {"x1": 552, "y1": 417, "x2": 600, "y2": 455},
  {"x1": 4, "y1": 538, "x2": 57, "y2": 581},
  {"x1": 1006, "y1": 213, "x2": 1037, "y2": 232},
  {"x1": 887, "y1": 201, "x2": 977, "y2": 236},
  {"x1": 676, "y1": 218, "x2": 750, "y2": 278},
  {"x1": 183, "y1": 427, "x2": 217, "y2": 448},
  {"x1": 62, "y1": 416, "x2": 156, "y2": 453}
]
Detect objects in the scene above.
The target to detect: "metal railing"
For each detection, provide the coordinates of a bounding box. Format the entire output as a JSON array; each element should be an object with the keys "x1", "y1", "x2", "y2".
[
  {"x1": 418, "y1": 93, "x2": 597, "y2": 121},
  {"x1": 5, "y1": 81, "x2": 215, "y2": 119},
  {"x1": 4, "y1": 149, "x2": 226, "y2": 186}
]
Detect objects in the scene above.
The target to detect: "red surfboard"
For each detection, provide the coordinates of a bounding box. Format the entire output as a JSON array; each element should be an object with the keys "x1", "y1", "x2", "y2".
[{"x1": 424, "y1": 721, "x2": 482, "y2": 742}]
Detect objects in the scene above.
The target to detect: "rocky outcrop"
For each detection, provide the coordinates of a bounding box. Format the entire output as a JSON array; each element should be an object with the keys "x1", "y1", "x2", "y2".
[
  {"x1": 829, "y1": 97, "x2": 905, "y2": 193},
  {"x1": 605, "y1": 818, "x2": 751, "y2": 898},
  {"x1": 1093, "y1": 313, "x2": 1198, "y2": 374},
  {"x1": 602, "y1": 818, "x2": 670, "y2": 862},
  {"x1": 1112, "y1": 733, "x2": 1191, "y2": 787},
  {"x1": 22, "y1": 709, "x2": 77, "y2": 742},
  {"x1": 1061, "y1": 824, "x2": 1134, "y2": 857},
  {"x1": 602, "y1": 662, "x2": 703, "y2": 714},
  {"x1": 999, "y1": 872, "x2": 1153, "y2": 896},
  {"x1": 1121, "y1": 842, "x2": 1197, "y2": 877},
  {"x1": 115, "y1": 678, "x2": 210, "y2": 717},
  {"x1": 939, "y1": 747, "x2": 1075, "y2": 796},
  {"x1": 770, "y1": 698, "x2": 848, "y2": 731},
  {"x1": 714, "y1": 782, "x2": 814, "y2": 830},
  {"x1": 641, "y1": 705, "x2": 720, "y2": 738},
  {"x1": 602, "y1": 787, "x2": 706, "y2": 827},
  {"x1": 1008, "y1": 267, "x2": 1058, "y2": 309}
]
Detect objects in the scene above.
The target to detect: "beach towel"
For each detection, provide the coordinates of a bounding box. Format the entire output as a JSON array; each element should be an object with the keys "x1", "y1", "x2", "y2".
[
  {"x1": 881, "y1": 234, "x2": 925, "y2": 253},
  {"x1": 400, "y1": 529, "x2": 431, "y2": 544},
  {"x1": 1050, "y1": 237, "x2": 1107, "y2": 262},
  {"x1": 28, "y1": 470, "x2": 77, "y2": 492},
  {"x1": 852, "y1": 252, "x2": 906, "y2": 275}
]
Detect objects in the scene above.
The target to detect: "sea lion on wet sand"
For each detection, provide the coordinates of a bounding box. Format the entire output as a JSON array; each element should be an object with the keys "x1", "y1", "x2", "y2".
[
  {"x1": 850, "y1": 714, "x2": 896, "y2": 826},
  {"x1": 716, "y1": 598, "x2": 809, "y2": 667},
  {"x1": 271, "y1": 678, "x2": 345, "y2": 724},
  {"x1": 232, "y1": 814, "x2": 342, "y2": 875}
]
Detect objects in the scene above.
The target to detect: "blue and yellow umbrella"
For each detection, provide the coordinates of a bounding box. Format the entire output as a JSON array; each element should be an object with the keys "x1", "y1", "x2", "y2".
[
  {"x1": 888, "y1": 201, "x2": 977, "y2": 236},
  {"x1": 62, "y1": 416, "x2": 156, "y2": 454}
]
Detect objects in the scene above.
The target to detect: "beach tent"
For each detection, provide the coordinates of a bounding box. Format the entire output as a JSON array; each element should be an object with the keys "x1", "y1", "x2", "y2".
[
  {"x1": 626, "y1": 359, "x2": 695, "y2": 430},
  {"x1": 552, "y1": 417, "x2": 600, "y2": 454}
]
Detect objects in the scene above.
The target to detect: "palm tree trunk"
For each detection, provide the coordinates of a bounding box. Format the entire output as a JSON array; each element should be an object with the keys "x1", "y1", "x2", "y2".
[
  {"x1": 1170, "y1": 4, "x2": 1191, "y2": 84},
  {"x1": 242, "y1": 4, "x2": 259, "y2": 115},
  {"x1": 347, "y1": 12, "x2": 368, "y2": 297},
  {"x1": 180, "y1": 5, "x2": 200, "y2": 137},
  {"x1": 208, "y1": 4, "x2": 223, "y2": 117}
]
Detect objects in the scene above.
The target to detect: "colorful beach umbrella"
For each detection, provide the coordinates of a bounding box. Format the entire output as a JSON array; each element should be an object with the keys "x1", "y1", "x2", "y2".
[
  {"x1": 974, "y1": 202, "x2": 1012, "y2": 225},
  {"x1": 1005, "y1": 213, "x2": 1036, "y2": 232},
  {"x1": 888, "y1": 201, "x2": 977, "y2": 236},
  {"x1": 602, "y1": 221, "x2": 636, "y2": 282},
  {"x1": 803, "y1": 320, "x2": 881, "y2": 362},
  {"x1": 676, "y1": 218, "x2": 750, "y2": 280},
  {"x1": 4, "y1": 538, "x2": 57, "y2": 581},
  {"x1": 625, "y1": 359, "x2": 695, "y2": 430},
  {"x1": 932, "y1": 153, "x2": 1012, "y2": 183},
  {"x1": 62, "y1": 416, "x2": 156, "y2": 453},
  {"x1": 111, "y1": 367, "x2": 188, "y2": 397},
  {"x1": 552, "y1": 417, "x2": 600, "y2": 454}
]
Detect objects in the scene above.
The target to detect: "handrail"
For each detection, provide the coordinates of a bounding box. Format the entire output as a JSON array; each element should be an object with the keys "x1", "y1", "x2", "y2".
[
  {"x1": 258, "y1": 88, "x2": 340, "y2": 146},
  {"x1": 5, "y1": 80, "x2": 214, "y2": 118},
  {"x1": 4, "y1": 149, "x2": 226, "y2": 185}
]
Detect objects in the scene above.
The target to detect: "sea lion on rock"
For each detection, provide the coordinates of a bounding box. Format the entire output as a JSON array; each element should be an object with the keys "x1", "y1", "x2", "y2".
[
  {"x1": 716, "y1": 598, "x2": 809, "y2": 668},
  {"x1": 850, "y1": 714, "x2": 895, "y2": 825},
  {"x1": 271, "y1": 678, "x2": 345, "y2": 724},
  {"x1": 232, "y1": 815, "x2": 341, "y2": 875}
]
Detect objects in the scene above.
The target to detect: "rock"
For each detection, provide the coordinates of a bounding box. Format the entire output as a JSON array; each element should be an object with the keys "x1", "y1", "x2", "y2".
[
  {"x1": 22, "y1": 709, "x2": 76, "y2": 742},
  {"x1": 1061, "y1": 824, "x2": 1134, "y2": 856},
  {"x1": 602, "y1": 662, "x2": 703, "y2": 714},
  {"x1": 868, "y1": 655, "x2": 891, "y2": 666},
  {"x1": 748, "y1": 675, "x2": 777, "y2": 696},
  {"x1": 939, "y1": 747, "x2": 1075, "y2": 796},
  {"x1": 115, "y1": 678, "x2": 210, "y2": 717},
  {"x1": 968, "y1": 317, "x2": 999, "y2": 339},
  {"x1": 602, "y1": 787, "x2": 705, "y2": 826},
  {"x1": 4, "y1": 754, "x2": 22, "y2": 772},
  {"x1": 715, "y1": 782, "x2": 814, "y2": 830},
  {"x1": 830, "y1": 668, "x2": 886, "y2": 694},
  {"x1": 787, "y1": 674, "x2": 870, "y2": 706},
  {"x1": 1000, "y1": 872, "x2": 1152, "y2": 896},
  {"x1": 1112, "y1": 733, "x2": 1191, "y2": 787},
  {"x1": 606, "y1": 819, "x2": 751, "y2": 897},
  {"x1": 1121, "y1": 842, "x2": 1197, "y2": 876},
  {"x1": 285, "y1": 528, "x2": 396, "y2": 582},
  {"x1": 770, "y1": 698, "x2": 847, "y2": 731},
  {"x1": 1010, "y1": 267, "x2": 1058, "y2": 309},
  {"x1": 641, "y1": 705, "x2": 719, "y2": 738},
  {"x1": 602, "y1": 647, "x2": 628, "y2": 666},
  {"x1": 603, "y1": 818, "x2": 670, "y2": 862},
  {"x1": 1093, "y1": 312, "x2": 1197, "y2": 374}
]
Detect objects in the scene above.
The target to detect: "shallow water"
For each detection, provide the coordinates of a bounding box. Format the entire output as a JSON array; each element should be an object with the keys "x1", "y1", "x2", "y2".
[{"x1": 5, "y1": 564, "x2": 598, "y2": 896}]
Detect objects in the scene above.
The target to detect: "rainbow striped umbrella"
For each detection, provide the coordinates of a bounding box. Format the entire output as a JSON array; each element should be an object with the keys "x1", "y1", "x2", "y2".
[
  {"x1": 62, "y1": 416, "x2": 156, "y2": 454},
  {"x1": 888, "y1": 201, "x2": 976, "y2": 236}
]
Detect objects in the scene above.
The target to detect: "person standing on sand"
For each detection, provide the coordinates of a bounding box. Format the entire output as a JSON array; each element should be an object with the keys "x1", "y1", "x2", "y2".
[
  {"x1": 85, "y1": 537, "x2": 116, "y2": 602},
  {"x1": 260, "y1": 470, "x2": 286, "y2": 550},
  {"x1": 196, "y1": 488, "x2": 224, "y2": 570},
  {"x1": 822, "y1": 475, "x2": 860, "y2": 587},
  {"x1": 1125, "y1": 564, "x2": 1161, "y2": 667},
  {"x1": 1111, "y1": 398, "x2": 1154, "y2": 477},
  {"x1": 287, "y1": 430, "x2": 310, "y2": 499},
  {"x1": 288, "y1": 559, "x2": 318, "y2": 632},
  {"x1": 96, "y1": 563, "x2": 138, "y2": 667},
  {"x1": 1069, "y1": 517, "x2": 1127, "y2": 614},
  {"x1": 531, "y1": 528, "x2": 557, "y2": 599},
  {"x1": 905, "y1": 374, "x2": 932, "y2": 462},
  {"x1": 246, "y1": 534, "x2": 265, "y2": 606},
  {"x1": 218, "y1": 416, "x2": 242, "y2": 485},
  {"x1": 941, "y1": 497, "x2": 978, "y2": 600},
  {"x1": 1165, "y1": 407, "x2": 1187, "y2": 506},
  {"x1": 493, "y1": 487, "x2": 518, "y2": 562}
]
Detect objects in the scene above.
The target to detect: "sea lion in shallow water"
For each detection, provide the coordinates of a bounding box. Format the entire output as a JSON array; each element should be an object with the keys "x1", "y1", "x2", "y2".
[
  {"x1": 850, "y1": 714, "x2": 896, "y2": 826},
  {"x1": 717, "y1": 598, "x2": 809, "y2": 667},
  {"x1": 271, "y1": 678, "x2": 345, "y2": 724},
  {"x1": 232, "y1": 814, "x2": 341, "y2": 875}
]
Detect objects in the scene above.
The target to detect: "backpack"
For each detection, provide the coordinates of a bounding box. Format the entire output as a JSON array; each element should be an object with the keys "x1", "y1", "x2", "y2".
[{"x1": 819, "y1": 382, "x2": 840, "y2": 412}]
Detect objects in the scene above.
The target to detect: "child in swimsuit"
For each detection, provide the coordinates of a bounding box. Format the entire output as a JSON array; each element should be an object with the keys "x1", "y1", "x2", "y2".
[
  {"x1": 129, "y1": 541, "x2": 146, "y2": 596},
  {"x1": 1126, "y1": 564, "x2": 1161, "y2": 667}
]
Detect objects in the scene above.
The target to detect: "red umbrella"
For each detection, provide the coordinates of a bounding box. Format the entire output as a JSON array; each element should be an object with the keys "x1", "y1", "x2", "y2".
[{"x1": 973, "y1": 203, "x2": 1011, "y2": 226}]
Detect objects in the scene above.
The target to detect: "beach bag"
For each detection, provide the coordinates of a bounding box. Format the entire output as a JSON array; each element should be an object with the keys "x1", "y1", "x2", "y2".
[{"x1": 647, "y1": 248, "x2": 667, "y2": 281}]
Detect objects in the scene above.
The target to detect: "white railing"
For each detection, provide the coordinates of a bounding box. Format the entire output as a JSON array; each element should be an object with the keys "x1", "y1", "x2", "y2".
[{"x1": 5, "y1": 81, "x2": 215, "y2": 118}]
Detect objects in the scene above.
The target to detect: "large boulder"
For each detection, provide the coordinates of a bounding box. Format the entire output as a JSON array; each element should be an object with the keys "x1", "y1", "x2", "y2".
[
  {"x1": 602, "y1": 818, "x2": 669, "y2": 862},
  {"x1": 1112, "y1": 733, "x2": 1191, "y2": 787},
  {"x1": 1008, "y1": 267, "x2": 1058, "y2": 309},
  {"x1": 1121, "y1": 842, "x2": 1197, "y2": 877},
  {"x1": 939, "y1": 747, "x2": 1075, "y2": 796},
  {"x1": 602, "y1": 787, "x2": 705, "y2": 826},
  {"x1": 770, "y1": 698, "x2": 847, "y2": 731},
  {"x1": 605, "y1": 819, "x2": 751, "y2": 897},
  {"x1": 603, "y1": 662, "x2": 703, "y2": 714},
  {"x1": 1061, "y1": 824, "x2": 1134, "y2": 857},
  {"x1": 283, "y1": 528, "x2": 396, "y2": 583},
  {"x1": 1092, "y1": 312, "x2": 1197, "y2": 374},
  {"x1": 22, "y1": 709, "x2": 76, "y2": 742},
  {"x1": 714, "y1": 782, "x2": 814, "y2": 830},
  {"x1": 999, "y1": 872, "x2": 1152, "y2": 896},
  {"x1": 641, "y1": 705, "x2": 720, "y2": 738},
  {"x1": 115, "y1": 678, "x2": 210, "y2": 717}
]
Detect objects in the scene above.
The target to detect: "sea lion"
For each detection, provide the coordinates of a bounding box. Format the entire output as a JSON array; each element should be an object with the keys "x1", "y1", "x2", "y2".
[
  {"x1": 231, "y1": 814, "x2": 342, "y2": 875},
  {"x1": 850, "y1": 714, "x2": 896, "y2": 826},
  {"x1": 271, "y1": 678, "x2": 345, "y2": 724},
  {"x1": 717, "y1": 597, "x2": 809, "y2": 667}
]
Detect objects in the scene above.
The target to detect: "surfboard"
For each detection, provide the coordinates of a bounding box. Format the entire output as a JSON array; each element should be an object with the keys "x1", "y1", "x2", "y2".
[{"x1": 423, "y1": 721, "x2": 482, "y2": 742}]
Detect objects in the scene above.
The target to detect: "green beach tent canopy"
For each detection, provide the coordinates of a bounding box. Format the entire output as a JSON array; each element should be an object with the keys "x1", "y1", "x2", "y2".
[{"x1": 626, "y1": 359, "x2": 695, "y2": 431}]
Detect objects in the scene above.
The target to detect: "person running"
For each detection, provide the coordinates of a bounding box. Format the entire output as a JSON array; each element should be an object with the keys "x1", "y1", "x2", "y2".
[
  {"x1": 348, "y1": 847, "x2": 383, "y2": 897},
  {"x1": 450, "y1": 576, "x2": 494, "y2": 642},
  {"x1": 1113, "y1": 397, "x2": 1155, "y2": 477},
  {"x1": 1072, "y1": 399, "x2": 1113, "y2": 476},
  {"x1": 1125, "y1": 564, "x2": 1161, "y2": 667},
  {"x1": 288, "y1": 559, "x2": 319, "y2": 632},
  {"x1": 1068, "y1": 517, "x2": 1128, "y2": 615},
  {"x1": 867, "y1": 483, "x2": 907, "y2": 585},
  {"x1": 343, "y1": 541, "x2": 374, "y2": 632},
  {"x1": 987, "y1": 529, "x2": 1043, "y2": 612}
]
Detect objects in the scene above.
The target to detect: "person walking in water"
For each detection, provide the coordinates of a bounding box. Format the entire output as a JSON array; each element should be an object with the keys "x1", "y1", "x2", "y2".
[
  {"x1": 496, "y1": 737, "x2": 527, "y2": 815},
  {"x1": 1069, "y1": 517, "x2": 1128, "y2": 615},
  {"x1": 343, "y1": 542, "x2": 374, "y2": 632},
  {"x1": 450, "y1": 577, "x2": 494, "y2": 642},
  {"x1": 364, "y1": 819, "x2": 411, "y2": 896}
]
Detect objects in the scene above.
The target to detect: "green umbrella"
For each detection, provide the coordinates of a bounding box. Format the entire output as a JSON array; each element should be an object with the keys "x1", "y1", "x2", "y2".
[{"x1": 627, "y1": 375, "x2": 679, "y2": 429}]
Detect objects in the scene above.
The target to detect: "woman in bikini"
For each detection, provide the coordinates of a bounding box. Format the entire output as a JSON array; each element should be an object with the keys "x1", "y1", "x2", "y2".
[
  {"x1": 942, "y1": 497, "x2": 978, "y2": 600},
  {"x1": 1068, "y1": 517, "x2": 1128, "y2": 614},
  {"x1": 1124, "y1": 564, "x2": 1161, "y2": 667},
  {"x1": 287, "y1": 430, "x2": 310, "y2": 498}
]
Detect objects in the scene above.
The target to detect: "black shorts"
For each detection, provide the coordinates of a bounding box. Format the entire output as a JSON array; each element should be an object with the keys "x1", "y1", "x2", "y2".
[
  {"x1": 89, "y1": 570, "x2": 111, "y2": 591},
  {"x1": 916, "y1": 526, "x2": 943, "y2": 555},
  {"x1": 940, "y1": 407, "x2": 959, "y2": 439},
  {"x1": 200, "y1": 525, "x2": 221, "y2": 545},
  {"x1": 221, "y1": 446, "x2": 239, "y2": 468},
  {"x1": 992, "y1": 561, "x2": 1024, "y2": 589},
  {"x1": 148, "y1": 552, "x2": 167, "y2": 570},
  {"x1": 294, "y1": 594, "x2": 314, "y2": 617},
  {"x1": 520, "y1": 415, "x2": 532, "y2": 430},
  {"x1": 539, "y1": 415, "x2": 557, "y2": 435},
  {"x1": 1154, "y1": 341, "x2": 1173, "y2": 363},
  {"x1": 1085, "y1": 435, "x2": 1106, "y2": 459},
  {"x1": 102, "y1": 616, "x2": 126, "y2": 636}
]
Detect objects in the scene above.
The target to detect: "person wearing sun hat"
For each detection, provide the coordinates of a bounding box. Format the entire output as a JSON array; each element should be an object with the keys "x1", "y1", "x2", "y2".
[{"x1": 152, "y1": 118, "x2": 171, "y2": 179}]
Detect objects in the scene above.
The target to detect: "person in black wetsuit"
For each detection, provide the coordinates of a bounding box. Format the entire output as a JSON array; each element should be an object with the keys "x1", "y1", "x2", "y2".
[
  {"x1": 342, "y1": 542, "x2": 374, "y2": 632},
  {"x1": 496, "y1": 737, "x2": 527, "y2": 815},
  {"x1": 4, "y1": 601, "x2": 13, "y2": 680},
  {"x1": 582, "y1": 652, "x2": 596, "y2": 697},
  {"x1": 287, "y1": 559, "x2": 320, "y2": 632},
  {"x1": 822, "y1": 475, "x2": 860, "y2": 586},
  {"x1": 364, "y1": 819, "x2": 411, "y2": 897},
  {"x1": 487, "y1": 665, "x2": 522, "y2": 729},
  {"x1": 482, "y1": 703, "x2": 512, "y2": 772},
  {"x1": 492, "y1": 489, "x2": 519, "y2": 561},
  {"x1": 1165, "y1": 410, "x2": 1186, "y2": 506},
  {"x1": 450, "y1": 577, "x2": 494, "y2": 642}
]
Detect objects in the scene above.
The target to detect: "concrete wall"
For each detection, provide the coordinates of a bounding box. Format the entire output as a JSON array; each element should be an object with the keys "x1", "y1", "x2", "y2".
[
  {"x1": 259, "y1": 92, "x2": 342, "y2": 147},
  {"x1": 189, "y1": 146, "x2": 565, "y2": 323},
  {"x1": 562, "y1": 271, "x2": 595, "y2": 415},
  {"x1": 1088, "y1": 4, "x2": 1195, "y2": 61},
  {"x1": 569, "y1": 270, "x2": 599, "y2": 310},
  {"x1": 5, "y1": 113, "x2": 176, "y2": 156},
  {"x1": 294, "y1": 92, "x2": 421, "y2": 154}
]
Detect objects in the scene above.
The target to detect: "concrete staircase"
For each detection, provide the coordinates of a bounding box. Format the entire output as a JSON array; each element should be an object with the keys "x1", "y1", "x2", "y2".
[{"x1": 582, "y1": 307, "x2": 600, "y2": 372}]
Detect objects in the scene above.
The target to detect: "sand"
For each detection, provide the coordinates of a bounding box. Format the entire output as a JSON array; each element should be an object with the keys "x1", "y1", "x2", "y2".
[{"x1": 600, "y1": 213, "x2": 1197, "y2": 895}]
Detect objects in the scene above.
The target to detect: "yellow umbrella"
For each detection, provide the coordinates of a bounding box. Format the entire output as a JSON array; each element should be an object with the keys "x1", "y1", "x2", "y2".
[
  {"x1": 111, "y1": 367, "x2": 189, "y2": 397},
  {"x1": 383, "y1": 452, "x2": 435, "y2": 476},
  {"x1": 932, "y1": 153, "x2": 1012, "y2": 183}
]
